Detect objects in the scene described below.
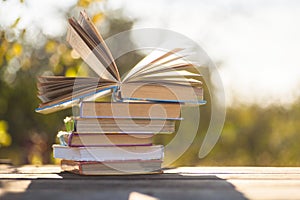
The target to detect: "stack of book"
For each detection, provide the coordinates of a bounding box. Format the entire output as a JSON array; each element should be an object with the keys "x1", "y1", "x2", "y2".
[
  {"x1": 36, "y1": 11, "x2": 205, "y2": 175},
  {"x1": 53, "y1": 101, "x2": 180, "y2": 175}
]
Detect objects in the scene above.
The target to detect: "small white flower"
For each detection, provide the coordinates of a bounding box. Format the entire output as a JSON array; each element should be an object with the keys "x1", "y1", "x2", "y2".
[
  {"x1": 57, "y1": 131, "x2": 69, "y2": 138},
  {"x1": 63, "y1": 116, "x2": 72, "y2": 124}
]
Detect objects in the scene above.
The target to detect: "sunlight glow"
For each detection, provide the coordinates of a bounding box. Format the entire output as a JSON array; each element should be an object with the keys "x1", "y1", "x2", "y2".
[{"x1": 109, "y1": 0, "x2": 300, "y2": 106}]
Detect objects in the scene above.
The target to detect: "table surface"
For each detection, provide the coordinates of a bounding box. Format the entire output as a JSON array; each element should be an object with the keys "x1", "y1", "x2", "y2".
[{"x1": 1, "y1": 165, "x2": 300, "y2": 200}]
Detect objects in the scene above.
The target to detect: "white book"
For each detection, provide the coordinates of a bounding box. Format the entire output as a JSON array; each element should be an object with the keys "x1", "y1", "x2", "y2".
[{"x1": 52, "y1": 144, "x2": 164, "y2": 161}]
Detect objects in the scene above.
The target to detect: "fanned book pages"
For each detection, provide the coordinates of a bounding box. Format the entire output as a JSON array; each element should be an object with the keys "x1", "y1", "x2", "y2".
[{"x1": 36, "y1": 11, "x2": 205, "y2": 114}]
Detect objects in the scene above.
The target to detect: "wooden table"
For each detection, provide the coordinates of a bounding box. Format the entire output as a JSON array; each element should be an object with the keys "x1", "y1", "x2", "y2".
[{"x1": 0, "y1": 165, "x2": 300, "y2": 200}]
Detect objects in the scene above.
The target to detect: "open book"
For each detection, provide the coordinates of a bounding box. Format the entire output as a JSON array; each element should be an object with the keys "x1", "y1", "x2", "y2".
[{"x1": 36, "y1": 11, "x2": 205, "y2": 114}]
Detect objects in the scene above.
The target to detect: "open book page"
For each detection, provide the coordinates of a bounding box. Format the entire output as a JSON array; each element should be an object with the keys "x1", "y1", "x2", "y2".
[
  {"x1": 37, "y1": 85, "x2": 115, "y2": 112},
  {"x1": 67, "y1": 20, "x2": 116, "y2": 82},
  {"x1": 75, "y1": 17, "x2": 115, "y2": 77},
  {"x1": 37, "y1": 76, "x2": 117, "y2": 113},
  {"x1": 77, "y1": 12, "x2": 120, "y2": 81},
  {"x1": 122, "y1": 48, "x2": 201, "y2": 85},
  {"x1": 126, "y1": 78, "x2": 202, "y2": 86},
  {"x1": 127, "y1": 63, "x2": 195, "y2": 79},
  {"x1": 129, "y1": 48, "x2": 185, "y2": 76},
  {"x1": 36, "y1": 89, "x2": 112, "y2": 115},
  {"x1": 128, "y1": 70, "x2": 201, "y2": 80},
  {"x1": 38, "y1": 82, "x2": 114, "y2": 103},
  {"x1": 38, "y1": 76, "x2": 115, "y2": 102},
  {"x1": 126, "y1": 74, "x2": 202, "y2": 88},
  {"x1": 130, "y1": 56, "x2": 197, "y2": 78},
  {"x1": 79, "y1": 11, "x2": 120, "y2": 81},
  {"x1": 121, "y1": 49, "x2": 176, "y2": 82}
]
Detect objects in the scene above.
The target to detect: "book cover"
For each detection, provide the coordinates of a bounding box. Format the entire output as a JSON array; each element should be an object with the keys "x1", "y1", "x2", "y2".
[{"x1": 53, "y1": 144, "x2": 164, "y2": 161}]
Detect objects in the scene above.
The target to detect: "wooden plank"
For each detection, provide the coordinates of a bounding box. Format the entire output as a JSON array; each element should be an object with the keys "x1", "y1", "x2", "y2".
[
  {"x1": 165, "y1": 166, "x2": 300, "y2": 174},
  {"x1": 229, "y1": 180, "x2": 300, "y2": 200},
  {"x1": 1, "y1": 165, "x2": 300, "y2": 200}
]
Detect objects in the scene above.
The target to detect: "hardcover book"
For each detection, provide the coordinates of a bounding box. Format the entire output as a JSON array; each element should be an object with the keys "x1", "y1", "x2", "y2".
[
  {"x1": 74, "y1": 117, "x2": 176, "y2": 134},
  {"x1": 53, "y1": 144, "x2": 164, "y2": 161},
  {"x1": 61, "y1": 159, "x2": 163, "y2": 175},
  {"x1": 36, "y1": 11, "x2": 205, "y2": 114},
  {"x1": 59, "y1": 132, "x2": 153, "y2": 147},
  {"x1": 79, "y1": 101, "x2": 181, "y2": 119}
]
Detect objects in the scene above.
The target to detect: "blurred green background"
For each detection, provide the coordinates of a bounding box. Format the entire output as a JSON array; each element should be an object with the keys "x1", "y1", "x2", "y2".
[{"x1": 0, "y1": 0, "x2": 299, "y2": 166}]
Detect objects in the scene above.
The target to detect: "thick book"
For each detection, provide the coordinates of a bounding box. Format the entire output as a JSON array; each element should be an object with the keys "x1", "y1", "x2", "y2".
[
  {"x1": 80, "y1": 101, "x2": 181, "y2": 119},
  {"x1": 75, "y1": 118, "x2": 176, "y2": 134},
  {"x1": 61, "y1": 159, "x2": 162, "y2": 175},
  {"x1": 53, "y1": 144, "x2": 164, "y2": 161},
  {"x1": 60, "y1": 133, "x2": 153, "y2": 147},
  {"x1": 36, "y1": 11, "x2": 205, "y2": 114}
]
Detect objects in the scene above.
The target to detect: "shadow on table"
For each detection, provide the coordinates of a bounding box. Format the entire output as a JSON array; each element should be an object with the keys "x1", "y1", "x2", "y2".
[{"x1": 0, "y1": 171, "x2": 247, "y2": 200}]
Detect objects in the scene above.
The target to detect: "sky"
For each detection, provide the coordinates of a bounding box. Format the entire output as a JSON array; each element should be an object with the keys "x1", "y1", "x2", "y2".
[
  {"x1": 0, "y1": 0, "x2": 300, "y2": 107},
  {"x1": 108, "y1": 0, "x2": 300, "y2": 107}
]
